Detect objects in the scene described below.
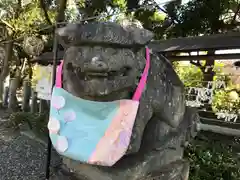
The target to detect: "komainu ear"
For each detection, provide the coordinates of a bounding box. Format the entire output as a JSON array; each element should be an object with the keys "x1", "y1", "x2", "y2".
[
  {"x1": 132, "y1": 28, "x2": 154, "y2": 45},
  {"x1": 56, "y1": 24, "x2": 80, "y2": 48},
  {"x1": 56, "y1": 24, "x2": 79, "y2": 37},
  {"x1": 119, "y1": 19, "x2": 154, "y2": 45}
]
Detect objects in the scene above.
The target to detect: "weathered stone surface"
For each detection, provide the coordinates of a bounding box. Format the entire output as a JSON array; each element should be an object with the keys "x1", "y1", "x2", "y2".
[
  {"x1": 54, "y1": 20, "x2": 199, "y2": 180},
  {"x1": 56, "y1": 21, "x2": 154, "y2": 47},
  {"x1": 140, "y1": 159, "x2": 190, "y2": 180}
]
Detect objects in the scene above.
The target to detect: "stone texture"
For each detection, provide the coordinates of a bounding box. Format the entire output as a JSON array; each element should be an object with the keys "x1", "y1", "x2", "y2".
[
  {"x1": 53, "y1": 20, "x2": 199, "y2": 180},
  {"x1": 56, "y1": 21, "x2": 154, "y2": 47}
]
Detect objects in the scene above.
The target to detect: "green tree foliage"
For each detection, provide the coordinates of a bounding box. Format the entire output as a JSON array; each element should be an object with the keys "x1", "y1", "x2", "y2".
[
  {"x1": 173, "y1": 62, "x2": 203, "y2": 87},
  {"x1": 161, "y1": 0, "x2": 240, "y2": 38},
  {"x1": 185, "y1": 133, "x2": 240, "y2": 180}
]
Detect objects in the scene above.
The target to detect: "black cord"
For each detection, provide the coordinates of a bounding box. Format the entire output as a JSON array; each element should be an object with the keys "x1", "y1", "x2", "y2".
[{"x1": 45, "y1": 27, "x2": 59, "y2": 180}]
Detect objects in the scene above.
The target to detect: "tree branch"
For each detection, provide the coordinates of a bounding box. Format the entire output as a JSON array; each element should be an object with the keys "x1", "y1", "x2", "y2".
[
  {"x1": 0, "y1": 35, "x2": 14, "y2": 79},
  {"x1": 189, "y1": 51, "x2": 205, "y2": 72},
  {"x1": 158, "y1": 0, "x2": 181, "y2": 25},
  {"x1": 39, "y1": 0, "x2": 52, "y2": 25},
  {"x1": 56, "y1": 0, "x2": 68, "y2": 23},
  {"x1": 0, "y1": 20, "x2": 15, "y2": 31},
  {"x1": 231, "y1": 3, "x2": 240, "y2": 25},
  {"x1": 15, "y1": 0, "x2": 22, "y2": 19},
  {"x1": 190, "y1": 60, "x2": 202, "y2": 67}
]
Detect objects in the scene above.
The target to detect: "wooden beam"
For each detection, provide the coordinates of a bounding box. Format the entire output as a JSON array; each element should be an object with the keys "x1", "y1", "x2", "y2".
[
  {"x1": 149, "y1": 32, "x2": 240, "y2": 53},
  {"x1": 31, "y1": 51, "x2": 64, "y2": 65},
  {"x1": 197, "y1": 123, "x2": 240, "y2": 137},
  {"x1": 166, "y1": 53, "x2": 240, "y2": 61}
]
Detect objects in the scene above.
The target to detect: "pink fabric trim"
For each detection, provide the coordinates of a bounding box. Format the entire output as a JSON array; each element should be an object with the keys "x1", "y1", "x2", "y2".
[
  {"x1": 88, "y1": 100, "x2": 139, "y2": 166},
  {"x1": 132, "y1": 48, "x2": 150, "y2": 101},
  {"x1": 56, "y1": 60, "x2": 64, "y2": 88},
  {"x1": 55, "y1": 48, "x2": 151, "y2": 100}
]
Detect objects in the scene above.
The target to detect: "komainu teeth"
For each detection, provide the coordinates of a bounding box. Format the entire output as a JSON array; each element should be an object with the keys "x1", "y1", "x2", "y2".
[
  {"x1": 86, "y1": 72, "x2": 108, "y2": 77},
  {"x1": 76, "y1": 66, "x2": 130, "y2": 80}
]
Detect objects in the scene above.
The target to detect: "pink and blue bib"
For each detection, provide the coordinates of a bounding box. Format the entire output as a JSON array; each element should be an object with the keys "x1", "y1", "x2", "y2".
[{"x1": 48, "y1": 48, "x2": 150, "y2": 166}]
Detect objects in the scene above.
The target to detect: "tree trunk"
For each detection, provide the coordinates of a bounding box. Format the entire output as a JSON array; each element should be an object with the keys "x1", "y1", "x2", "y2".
[
  {"x1": 39, "y1": 99, "x2": 48, "y2": 113},
  {"x1": 31, "y1": 89, "x2": 38, "y2": 113},
  {"x1": 202, "y1": 50, "x2": 215, "y2": 111},
  {"x1": 22, "y1": 80, "x2": 31, "y2": 112},
  {"x1": 56, "y1": 0, "x2": 67, "y2": 23},
  {"x1": 203, "y1": 50, "x2": 215, "y2": 87},
  {"x1": 189, "y1": 50, "x2": 215, "y2": 111},
  {"x1": 0, "y1": 36, "x2": 13, "y2": 103},
  {"x1": 2, "y1": 86, "x2": 9, "y2": 107},
  {"x1": 8, "y1": 78, "x2": 20, "y2": 111}
]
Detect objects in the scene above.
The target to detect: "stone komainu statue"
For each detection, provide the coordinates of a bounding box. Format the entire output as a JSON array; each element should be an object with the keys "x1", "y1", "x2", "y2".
[{"x1": 51, "y1": 20, "x2": 199, "y2": 180}]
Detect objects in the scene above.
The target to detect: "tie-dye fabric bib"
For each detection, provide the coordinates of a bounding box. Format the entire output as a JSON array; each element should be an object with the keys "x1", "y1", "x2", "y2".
[{"x1": 48, "y1": 48, "x2": 150, "y2": 166}]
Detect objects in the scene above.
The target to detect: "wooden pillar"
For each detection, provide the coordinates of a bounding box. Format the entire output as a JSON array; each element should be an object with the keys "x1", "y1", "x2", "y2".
[
  {"x1": 39, "y1": 99, "x2": 50, "y2": 114},
  {"x1": 2, "y1": 86, "x2": 9, "y2": 107},
  {"x1": 30, "y1": 89, "x2": 38, "y2": 113},
  {"x1": 8, "y1": 78, "x2": 19, "y2": 111},
  {"x1": 22, "y1": 80, "x2": 31, "y2": 112},
  {"x1": 39, "y1": 99, "x2": 44, "y2": 113}
]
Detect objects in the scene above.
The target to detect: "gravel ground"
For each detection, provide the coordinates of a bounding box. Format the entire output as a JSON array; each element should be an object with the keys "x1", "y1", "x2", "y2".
[{"x1": 0, "y1": 119, "x2": 62, "y2": 180}]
